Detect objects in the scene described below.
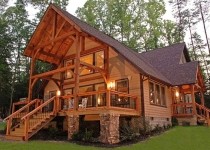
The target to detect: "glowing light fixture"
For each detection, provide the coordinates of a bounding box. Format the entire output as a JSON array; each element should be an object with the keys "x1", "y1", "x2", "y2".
[
  {"x1": 175, "y1": 91, "x2": 179, "y2": 97},
  {"x1": 108, "y1": 81, "x2": 115, "y2": 89},
  {"x1": 57, "y1": 90, "x2": 61, "y2": 96}
]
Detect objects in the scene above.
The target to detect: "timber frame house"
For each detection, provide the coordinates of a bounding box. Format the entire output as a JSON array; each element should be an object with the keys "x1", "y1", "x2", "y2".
[{"x1": 4, "y1": 4, "x2": 209, "y2": 144}]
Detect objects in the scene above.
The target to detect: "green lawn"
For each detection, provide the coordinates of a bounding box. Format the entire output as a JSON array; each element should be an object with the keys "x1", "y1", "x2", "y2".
[
  {"x1": 0, "y1": 122, "x2": 5, "y2": 131},
  {"x1": 0, "y1": 126, "x2": 210, "y2": 150}
]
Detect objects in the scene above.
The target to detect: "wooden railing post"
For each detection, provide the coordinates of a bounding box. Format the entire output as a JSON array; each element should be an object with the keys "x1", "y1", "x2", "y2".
[
  {"x1": 24, "y1": 118, "x2": 29, "y2": 141},
  {"x1": 106, "y1": 90, "x2": 110, "y2": 108},
  {"x1": 6, "y1": 119, "x2": 11, "y2": 135}
]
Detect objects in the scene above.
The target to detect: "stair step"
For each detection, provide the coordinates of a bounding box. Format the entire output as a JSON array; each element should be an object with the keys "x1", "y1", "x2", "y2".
[
  {"x1": 5, "y1": 135, "x2": 24, "y2": 141},
  {"x1": 10, "y1": 131, "x2": 24, "y2": 136}
]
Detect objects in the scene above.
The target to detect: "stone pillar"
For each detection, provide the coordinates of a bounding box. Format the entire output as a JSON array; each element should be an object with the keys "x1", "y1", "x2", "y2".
[
  {"x1": 67, "y1": 115, "x2": 79, "y2": 140},
  {"x1": 99, "y1": 113, "x2": 120, "y2": 144}
]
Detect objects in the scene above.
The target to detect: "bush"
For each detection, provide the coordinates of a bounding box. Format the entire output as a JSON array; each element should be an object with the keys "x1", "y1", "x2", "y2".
[
  {"x1": 139, "y1": 117, "x2": 152, "y2": 135},
  {"x1": 182, "y1": 121, "x2": 190, "y2": 126},
  {"x1": 120, "y1": 125, "x2": 140, "y2": 142},
  {"x1": 72, "y1": 128, "x2": 94, "y2": 142},
  {"x1": 172, "y1": 117, "x2": 178, "y2": 126},
  {"x1": 152, "y1": 124, "x2": 163, "y2": 134}
]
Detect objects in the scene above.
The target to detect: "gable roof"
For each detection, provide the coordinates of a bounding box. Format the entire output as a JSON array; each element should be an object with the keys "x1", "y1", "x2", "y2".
[{"x1": 139, "y1": 43, "x2": 198, "y2": 85}]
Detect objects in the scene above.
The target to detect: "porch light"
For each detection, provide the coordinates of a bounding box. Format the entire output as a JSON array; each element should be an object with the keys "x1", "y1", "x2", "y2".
[
  {"x1": 56, "y1": 90, "x2": 61, "y2": 96},
  {"x1": 108, "y1": 81, "x2": 115, "y2": 90},
  {"x1": 175, "y1": 91, "x2": 179, "y2": 97}
]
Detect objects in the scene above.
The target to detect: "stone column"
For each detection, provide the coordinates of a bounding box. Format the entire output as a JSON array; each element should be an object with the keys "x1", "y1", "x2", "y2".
[
  {"x1": 67, "y1": 115, "x2": 79, "y2": 140},
  {"x1": 99, "y1": 113, "x2": 120, "y2": 144}
]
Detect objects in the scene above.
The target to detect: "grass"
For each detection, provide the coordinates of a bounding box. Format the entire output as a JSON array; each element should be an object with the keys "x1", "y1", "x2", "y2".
[
  {"x1": 0, "y1": 122, "x2": 5, "y2": 131},
  {"x1": 0, "y1": 126, "x2": 210, "y2": 150}
]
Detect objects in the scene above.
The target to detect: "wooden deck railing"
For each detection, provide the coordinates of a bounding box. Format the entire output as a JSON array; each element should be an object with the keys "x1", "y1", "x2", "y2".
[
  {"x1": 21, "y1": 96, "x2": 58, "y2": 140},
  {"x1": 195, "y1": 103, "x2": 210, "y2": 125},
  {"x1": 12, "y1": 99, "x2": 28, "y2": 113},
  {"x1": 172, "y1": 103, "x2": 193, "y2": 116},
  {"x1": 4, "y1": 99, "x2": 40, "y2": 136},
  {"x1": 59, "y1": 90, "x2": 139, "y2": 111}
]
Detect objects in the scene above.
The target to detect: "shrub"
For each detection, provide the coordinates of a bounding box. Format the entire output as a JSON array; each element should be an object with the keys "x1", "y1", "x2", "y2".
[
  {"x1": 182, "y1": 121, "x2": 190, "y2": 126},
  {"x1": 72, "y1": 129, "x2": 94, "y2": 142},
  {"x1": 172, "y1": 117, "x2": 178, "y2": 126},
  {"x1": 152, "y1": 124, "x2": 163, "y2": 134},
  {"x1": 139, "y1": 117, "x2": 152, "y2": 135},
  {"x1": 120, "y1": 125, "x2": 140, "y2": 142}
]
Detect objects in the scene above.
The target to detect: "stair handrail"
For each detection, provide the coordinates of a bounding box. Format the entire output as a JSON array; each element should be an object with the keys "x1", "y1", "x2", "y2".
[
  {"x1": 21, "y1": 96, "x2": 57, "y2": 120},
  {"x1": 4, "y1": 99, "x2": 40, "y2": 121},
  {"x1": 195, "y1": 103, "x2": 210, "y2": 113},
  {"x1": 20, "y1": 96, "x2": 57, "y2": 141}
]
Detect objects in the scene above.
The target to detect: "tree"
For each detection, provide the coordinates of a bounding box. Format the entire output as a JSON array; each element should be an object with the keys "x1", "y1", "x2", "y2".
[{"x1": 76, "y1": 0, "x2": 181, "y2": 52}]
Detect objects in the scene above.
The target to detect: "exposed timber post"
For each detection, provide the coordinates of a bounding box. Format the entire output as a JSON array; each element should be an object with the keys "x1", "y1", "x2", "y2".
[
  {"x1": 28, "y1": 52, "x2": 36, "y2": 102},
  {"x1": 73, "y1": 32, "x2": 82, "y2": 111},
  {"x1": 191, "y1": 85, "x2": 196, "y2": 115}
]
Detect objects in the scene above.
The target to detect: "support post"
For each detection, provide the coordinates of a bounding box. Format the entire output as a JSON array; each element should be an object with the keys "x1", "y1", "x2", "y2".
[
  {"x1": 99, "y1": 113, "x2": 119, "y2": 144},
  {"x1": 28, "y1": 56, "x2": 36, "y2": 102},
  {"x1": 200, "y1": 90, "x2": 205, "y2": 106},
  {"x1": 67, "y1": 115, "x2": 79, "y2": 140},
  {"x1": 73, "y1": 33, "x2": 82, "y2": 111},
  {"x1": 191, "y1": 85, "x2": 196, "y2": 115}
]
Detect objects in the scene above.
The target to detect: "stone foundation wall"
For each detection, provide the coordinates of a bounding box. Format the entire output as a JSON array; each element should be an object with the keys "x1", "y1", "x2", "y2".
[
  {"x1": 67, "y1": 115, "x2": 79, "y2": 140},
  {"x1": 147, "y1": 116, "x2": 172, "y2": 129},
  {"x1": 99, "y1": 113, "x2": 120, "y2": 144},
  {"x1": 176, "y1": 116, "x2": 197, "y2": 126}
]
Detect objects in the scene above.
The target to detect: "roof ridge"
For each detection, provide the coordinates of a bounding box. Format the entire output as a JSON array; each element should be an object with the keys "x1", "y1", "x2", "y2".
[{"x1": 139, "y1": 42, "x2": 185, "y2": 55}]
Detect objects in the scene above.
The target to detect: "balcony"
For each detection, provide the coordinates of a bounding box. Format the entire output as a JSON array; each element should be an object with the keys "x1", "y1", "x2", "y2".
[
  {"x1": 172, "y1": 103, "x2": 194, "y2": 117},
  {"x1": 58, "y1": 90, "x2": 140, "y2": 116}
]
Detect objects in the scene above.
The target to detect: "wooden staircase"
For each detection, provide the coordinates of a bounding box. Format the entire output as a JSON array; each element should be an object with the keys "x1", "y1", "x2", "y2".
[
  {"x1": 195, "y1": 103, "x2": 210, "y2": 126},
  {"x1": 5, "y1": 97, "x2": 58, "y2": 141}
]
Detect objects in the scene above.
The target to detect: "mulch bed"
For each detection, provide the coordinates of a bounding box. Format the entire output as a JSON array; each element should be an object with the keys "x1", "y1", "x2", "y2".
[{"x1": 0, "y1": 128, "x2": 171, "y2": 148}]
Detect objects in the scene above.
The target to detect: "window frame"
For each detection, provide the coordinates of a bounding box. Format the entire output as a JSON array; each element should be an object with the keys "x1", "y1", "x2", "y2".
[{"x1": 149, "y1": 81, "x2": 167, "y2": 107}]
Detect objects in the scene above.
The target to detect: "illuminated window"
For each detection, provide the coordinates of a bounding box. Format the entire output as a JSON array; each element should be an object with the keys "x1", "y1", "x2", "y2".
[
  {"x1": 161, "y1": 87, "x2": 166, "y2": 106},
  {"x1": 95, "y1": 51, "x2": 104, "y2": 69},
  {"x1": 65, "y1": 60, "x2": 74, "y2": 79},
  {"x1": 80, "y1": 54, "x2": 93, "y2": 75},
  {"x1": 156, "y1": 85, "x2": 161, "y2": 105},
  {"x1": 149, "y1": 82, "x2": 155, "y2": 104},
  {"x1": 149, "y1": 82, "x2": 166, "y2": 107}
]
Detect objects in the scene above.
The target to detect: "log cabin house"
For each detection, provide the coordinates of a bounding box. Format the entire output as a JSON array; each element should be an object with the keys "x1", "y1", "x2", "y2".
[{"x1": 5, "y1": 4, "x2": 210, "y2": 144}]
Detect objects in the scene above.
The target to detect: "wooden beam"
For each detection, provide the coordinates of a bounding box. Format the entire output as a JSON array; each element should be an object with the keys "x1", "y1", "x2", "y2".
[
  {"x1": 63, "y1": 75, "x2": 103, "y2": 85},
  {"x1": 31, "y1": 65, "x2": 74, "y2": 79},
  {"x1": 64, "y1": 45, "x2": 106, "y2": 60},
  {"x1": 52, "y1": 11, "x2": 57, "y2": 39},
  {"x1": 74, "y1": 33, "x2": 81, "y2": 110},
  {"x1": 28, "y1": 56, "x2": 36, "y2": 101},
  {"x1": 200, "y1": 89, "x2": 205, "y2": 106},
  {"x1": 191, "y1": 85, "x2": 197, "y2": 115},
  {"x1": 55, "y1": 20, "x2": 66, "y2": 38},
  {"x1": 34, "y1": 31, "x2": 76, "y2": 50},
  {"x1": 51, "y1": 5, "x2": 82, "y2": 32},
  {"x1": 39, "y1": 50, "x2": 62, "y2": 60},
  {"x1": 80, "y1": 61, "x2": 107, "y2": 83},
  {"x1": 105, "y1": 46, "x2": 109, "y2": 84}
]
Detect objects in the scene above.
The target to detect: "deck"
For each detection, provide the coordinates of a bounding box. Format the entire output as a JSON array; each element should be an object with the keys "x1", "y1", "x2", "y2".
[{"x1": 5, "y1": 89, "x2": 140, "y2": 141}]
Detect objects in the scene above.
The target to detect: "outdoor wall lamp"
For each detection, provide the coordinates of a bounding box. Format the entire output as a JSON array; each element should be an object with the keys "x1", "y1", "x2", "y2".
[
  {"x1": 108, "y1": 81, "x2": 115, "y2": 90},
  {"x1": 56, "y1": 90, "x2": 61, "y2": 96}
]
